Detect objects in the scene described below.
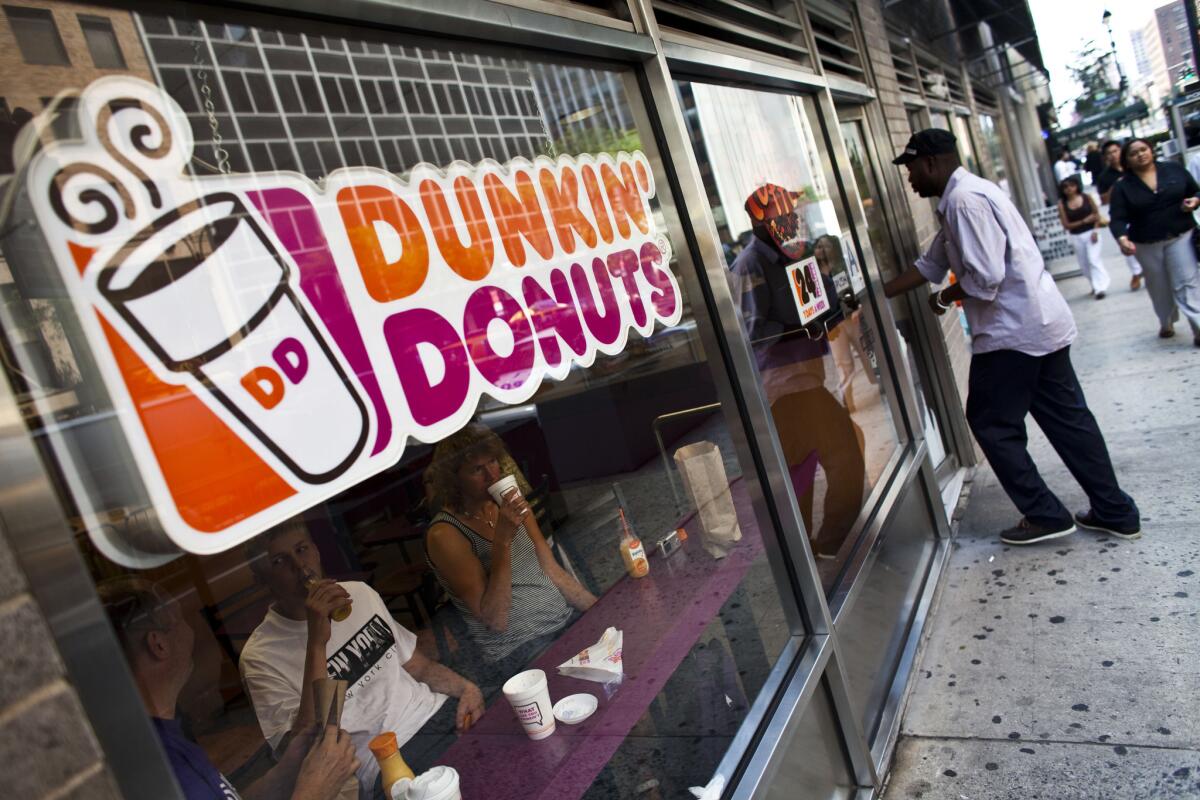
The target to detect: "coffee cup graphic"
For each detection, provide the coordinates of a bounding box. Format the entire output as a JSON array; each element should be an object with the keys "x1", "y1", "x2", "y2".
[{"x1": 95, "y1": 192, "x2": 369, "y2": 484}]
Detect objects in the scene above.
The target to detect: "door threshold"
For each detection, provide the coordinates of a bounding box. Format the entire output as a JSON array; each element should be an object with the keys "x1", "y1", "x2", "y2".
[{"x1": 938, "y1": 466, "x2": 967, "y2": 525}]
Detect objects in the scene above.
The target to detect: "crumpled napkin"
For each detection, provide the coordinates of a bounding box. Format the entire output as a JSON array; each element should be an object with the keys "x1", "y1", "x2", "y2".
[
  {"x1": 557, "y1": 627, "x2": 623, "y2": 684},
  {"x1": 689, "y1": 775, "x2": 725, "y2": 799}
]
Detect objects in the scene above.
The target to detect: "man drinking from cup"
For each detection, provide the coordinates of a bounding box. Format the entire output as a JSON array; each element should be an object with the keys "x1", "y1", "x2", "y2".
[{"x1": 240, "y1": 519, "x2": 485, "y2": 799}]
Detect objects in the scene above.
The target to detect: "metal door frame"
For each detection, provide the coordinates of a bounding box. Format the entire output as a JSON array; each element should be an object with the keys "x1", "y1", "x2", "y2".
[{"x1": 832, "y1": 102, "x2": 970, "y2": 483}]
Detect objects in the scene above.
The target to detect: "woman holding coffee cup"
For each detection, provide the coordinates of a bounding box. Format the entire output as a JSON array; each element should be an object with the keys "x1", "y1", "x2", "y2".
[{"x1": 424, "y1": 424, "x2": 596, "y2": 689}]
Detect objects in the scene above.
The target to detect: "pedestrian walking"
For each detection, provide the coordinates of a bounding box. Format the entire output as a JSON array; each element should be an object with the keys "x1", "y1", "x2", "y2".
[
  {"x1": 1108, "y1": 137, "x2": 1200, "y2": 347},
  {"x1": 1084, "y1": 140, "x2": 1104, "y2": 185},
  {"x1": 1053, "y1": 148, "x2": 1079, "y2": 184},
  {"x1": 884, "y1": 129, "x2": 1141, "y2": 545},
  {"x1": 1095, "y1": 139, "x2": 1144, "y2": 290},
  {"x1": 1057, "y1": 176, "x2": 1110, "y2": 298}
]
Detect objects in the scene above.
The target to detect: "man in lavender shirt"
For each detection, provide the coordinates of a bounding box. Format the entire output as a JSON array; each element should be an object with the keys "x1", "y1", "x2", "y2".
[{"x1": 883, "y1": 129, "x2": 1140, "y2": 545}]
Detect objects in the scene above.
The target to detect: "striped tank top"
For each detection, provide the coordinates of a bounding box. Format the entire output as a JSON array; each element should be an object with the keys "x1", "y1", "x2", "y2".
[{"x1": 427, "y1": 510, "x2": 573, "y2": 661}]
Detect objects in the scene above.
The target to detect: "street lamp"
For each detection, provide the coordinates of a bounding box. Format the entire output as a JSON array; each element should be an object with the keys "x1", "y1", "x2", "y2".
[{"x1": 1102, "y1": 9, "x2": 1128, "y2": 100}]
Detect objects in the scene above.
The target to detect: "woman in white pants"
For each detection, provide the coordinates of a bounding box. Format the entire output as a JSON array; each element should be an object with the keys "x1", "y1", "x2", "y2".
[
  {"x1": 1109, "y1": 138, "x2": 1200, "y2": 346},
  {"x1": 1057, "y1": 177, "x2": 1110, "y2": 297}
]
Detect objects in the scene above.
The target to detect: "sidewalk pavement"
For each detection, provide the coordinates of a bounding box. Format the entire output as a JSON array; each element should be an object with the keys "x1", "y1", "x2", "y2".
[{"x1": 882, "y1": 250, "x2": 1200, "y2": 800}]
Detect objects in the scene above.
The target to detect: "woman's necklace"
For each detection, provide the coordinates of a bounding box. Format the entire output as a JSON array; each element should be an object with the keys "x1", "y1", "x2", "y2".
[{"x1": 462, "y1": 504, "x2": 495, "y2": 529}]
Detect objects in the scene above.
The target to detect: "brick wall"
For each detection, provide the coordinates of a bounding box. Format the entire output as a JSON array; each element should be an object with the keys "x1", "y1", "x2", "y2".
[
  {"x1": 0, "y1": 2, "x2": 152, "y2": 115},
  {"x1": 0, "y1": 526, "x2": 121, "y2": 799}
]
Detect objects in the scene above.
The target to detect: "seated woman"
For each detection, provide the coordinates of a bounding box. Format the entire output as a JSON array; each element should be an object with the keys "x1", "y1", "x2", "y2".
[{"x1": 424, "y1": 424, "x2": 596, "y2": 688}]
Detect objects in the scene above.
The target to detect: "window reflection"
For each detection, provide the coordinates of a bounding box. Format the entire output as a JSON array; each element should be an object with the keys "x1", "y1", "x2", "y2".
[
  {"x1": 0, "y1": 7, "x2": 798, "y2": 800},
  {"x1": 978, "y1": 114, "x2": 1010, "y2": 196},
  {"x1": 839, "y1": 117, "x2": 948, "y2": 467},
  {"x1": 678, "y1": 81, "x2": 902, "y2": 585}
]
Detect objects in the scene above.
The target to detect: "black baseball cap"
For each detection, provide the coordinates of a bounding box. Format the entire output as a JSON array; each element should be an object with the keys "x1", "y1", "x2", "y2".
[{"x1": 892, "y1": 129, "x2": 958, "y2": 165}]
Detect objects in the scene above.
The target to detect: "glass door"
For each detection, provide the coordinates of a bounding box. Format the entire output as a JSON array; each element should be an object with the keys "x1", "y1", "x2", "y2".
[
  {"x1": 674, "y1": 80, "x2": 913, "y2": 593},
  {"x1": 835, "y1": 110, "x2": 950, "y2": 470}
]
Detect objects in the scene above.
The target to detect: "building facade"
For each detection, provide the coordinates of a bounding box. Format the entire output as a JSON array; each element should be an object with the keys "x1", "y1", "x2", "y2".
[
  {"x1": 1157, "y1": 0, "x2": 1194, "y2": 88},
  {"x1": 1132, "y1": 17, "x2": 1170, "y2": 113},
  {"x1": 0, "y1": 0, "x2": 1047, "y2": 798}
]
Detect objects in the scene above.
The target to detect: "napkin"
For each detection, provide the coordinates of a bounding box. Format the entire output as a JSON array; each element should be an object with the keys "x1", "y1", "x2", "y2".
[
  {"x1": 689, "y1": 775, "x2": 726, "y2": 800},
  {"x1": 557, "y1": 627, "x2": 623, "y2": 684}
]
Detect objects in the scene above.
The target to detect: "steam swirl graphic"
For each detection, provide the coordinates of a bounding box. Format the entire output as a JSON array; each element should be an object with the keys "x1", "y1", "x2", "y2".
[
  {"x1": 48, "y1": 162, "x2": 136, "y2": 235},
  {"x1": 48, "y1": 98, "x2": 174, "y2": 234}
]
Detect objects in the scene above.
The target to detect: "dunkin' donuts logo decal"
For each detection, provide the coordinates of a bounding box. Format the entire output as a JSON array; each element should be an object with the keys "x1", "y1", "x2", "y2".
[{"x1": 30, "y1": 77, "x2": 679, "y2": 561}]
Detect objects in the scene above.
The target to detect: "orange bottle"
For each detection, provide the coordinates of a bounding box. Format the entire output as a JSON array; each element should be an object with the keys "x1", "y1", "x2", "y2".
[
  {"x1": 368, "y1": 732, "x2": 415, "y2": 797},
  {"x1": 618, "y1": 508, "x2": 649, "y2": 579}
]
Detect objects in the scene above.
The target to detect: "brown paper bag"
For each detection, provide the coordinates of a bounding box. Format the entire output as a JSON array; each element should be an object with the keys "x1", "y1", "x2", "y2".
[
  {"x1": 311, "y1": 678, "x2": 359, "y2": 800},
  {"x1": 674, "y1": 441, "x2": 741, "y2": 558}
]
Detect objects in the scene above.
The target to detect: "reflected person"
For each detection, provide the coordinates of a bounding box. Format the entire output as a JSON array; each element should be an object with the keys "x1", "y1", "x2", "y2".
[
  {"x1": 729, "y1": 184, "x2": 866, "y2": 559},
  {"x1": 424, "y1": 423, "x2": 596, "y2": 691},
  {"x1": 98, "y1": 577, "x2": 359, "y2": 800},
  {"x1": 813, "y1": 234, "x2": 876, "y2": 412}
]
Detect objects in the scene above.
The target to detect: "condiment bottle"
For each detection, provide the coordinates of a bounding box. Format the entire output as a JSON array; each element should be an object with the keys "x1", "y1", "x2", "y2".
[
  {"x1": 304, "y1": 573, "x2": 353, "y2": 621},
  {"x1": 368, "y1": 732, "x2": 415, "y2": 797},
  {"x1": 618, "y1": 508, "x2": 649, "y2": 578}
]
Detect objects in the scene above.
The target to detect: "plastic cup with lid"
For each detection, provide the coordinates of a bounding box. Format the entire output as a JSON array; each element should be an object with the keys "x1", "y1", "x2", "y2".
[{"x1": 390, "y1": 766, "x2": 461, "y2": 800}]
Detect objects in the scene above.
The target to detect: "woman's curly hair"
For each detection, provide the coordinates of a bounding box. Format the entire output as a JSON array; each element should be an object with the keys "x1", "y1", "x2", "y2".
[{"x1": 424, "y1": 423, "x2": 529, "y2": 513}]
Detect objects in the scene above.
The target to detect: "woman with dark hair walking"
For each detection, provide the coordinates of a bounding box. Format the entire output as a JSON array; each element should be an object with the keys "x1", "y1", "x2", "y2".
[
  {"x1": 1109, "y1": 138, "x2": 1200, "y2": 345},
  {"x1": 1057, "y1": 176, "x2": 1110, "y2": 298}
]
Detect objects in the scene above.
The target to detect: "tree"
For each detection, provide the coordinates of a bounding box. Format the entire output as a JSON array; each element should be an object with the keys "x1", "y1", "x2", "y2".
[{"x1": 1068, "y1": 40, "x2": 1121, "y2": 120}]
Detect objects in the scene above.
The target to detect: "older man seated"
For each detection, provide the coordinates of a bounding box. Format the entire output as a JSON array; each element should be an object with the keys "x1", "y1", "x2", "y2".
[
  {"x1": 239, "y1": 518, "x2": 484, "y2": 799},
  {"x1": 98, "y1": 576, "x2": 358, "y2": 800}
]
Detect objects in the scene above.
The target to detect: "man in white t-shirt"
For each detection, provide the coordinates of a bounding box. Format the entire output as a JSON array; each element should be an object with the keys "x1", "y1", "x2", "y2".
[{"x1": 240, "y1": 520, "x2": 484, "y2": 798}]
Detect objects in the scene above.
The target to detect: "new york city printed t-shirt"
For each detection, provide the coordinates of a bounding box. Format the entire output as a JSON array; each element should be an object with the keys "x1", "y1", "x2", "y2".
[{"x1": 240, "y1": 582, "x2": 447, "y2": 794}]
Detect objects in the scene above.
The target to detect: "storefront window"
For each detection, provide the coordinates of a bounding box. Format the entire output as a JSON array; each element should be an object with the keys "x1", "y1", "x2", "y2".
[
  {"x1": 978, "y1": 113, "x2": 1011, "y2": 196},
  {"x1": 950, "y1": 114, "x2": 979, "y2": 176},
  {"x1": 676, "y1": 81, "x2": 902, "y2": 589},
  {"x1": 839, "y1": 117, "x2": 947, "y2": 467},
  {"x1": 0, "y1": 6, "x2": 801, "y2": 799},
  {"x1": 905, "y1": 107, "x2": 924, "y2": 133}
]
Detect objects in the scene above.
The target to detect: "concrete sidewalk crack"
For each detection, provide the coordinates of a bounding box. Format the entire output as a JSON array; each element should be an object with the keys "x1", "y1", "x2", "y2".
[{"x1": 898, "y1": 733, "x2": 1200, "y2": 754}]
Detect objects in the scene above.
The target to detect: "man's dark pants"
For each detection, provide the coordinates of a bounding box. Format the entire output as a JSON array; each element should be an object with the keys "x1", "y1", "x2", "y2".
[{"x1": 965, "y1": 346, "x2": 1139, "y2": 529}]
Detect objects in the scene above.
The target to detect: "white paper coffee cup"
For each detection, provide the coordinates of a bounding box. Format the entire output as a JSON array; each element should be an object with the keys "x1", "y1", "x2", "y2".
[
  {"x1": 502, "y1": 668, "x2": 555, "y2": 740},
  {"x1": 487, "y1": 474, "x2": 520, "y2": 506},
  {"x1": 96, "y1": 194, "x2": 369, "y2": 483}
]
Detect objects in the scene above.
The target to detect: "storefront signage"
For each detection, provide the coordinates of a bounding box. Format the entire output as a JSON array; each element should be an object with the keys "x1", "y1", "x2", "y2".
[
  {"x1": 786, "y1": 257, "x2": 828, "y2": 324},
  {"x1": 28, "y1": 77, "x2": 680, "y2": 562}
]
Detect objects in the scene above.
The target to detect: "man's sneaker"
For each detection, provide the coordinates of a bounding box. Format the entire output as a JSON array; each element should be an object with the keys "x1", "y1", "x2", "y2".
[
  {"x1": 1074, "y1": 511, "x2": 1142, "y2": 540},
  {"x1": 1000, "y1": 518, "x2": 1076, "y2": 545}
]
